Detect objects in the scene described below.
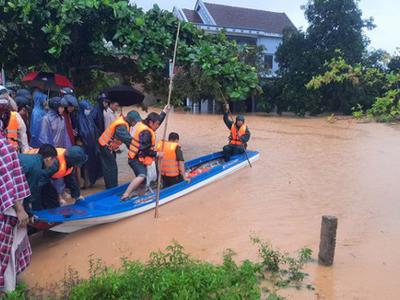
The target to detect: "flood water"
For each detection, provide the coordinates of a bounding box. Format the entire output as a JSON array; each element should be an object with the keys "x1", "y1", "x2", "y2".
[{"x1": 21, "y1": 110, "x2": 400, "y2": 299}]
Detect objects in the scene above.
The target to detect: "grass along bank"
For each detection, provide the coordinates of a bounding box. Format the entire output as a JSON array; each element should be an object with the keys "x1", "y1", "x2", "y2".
[{"x1": 6, "y1": 238, "x2": 313, "y2": 300}]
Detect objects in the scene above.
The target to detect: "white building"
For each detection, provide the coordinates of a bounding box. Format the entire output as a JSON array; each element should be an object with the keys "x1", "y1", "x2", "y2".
[{"x1": 173, "y1": 1, "x2": 296, "y2": 112}]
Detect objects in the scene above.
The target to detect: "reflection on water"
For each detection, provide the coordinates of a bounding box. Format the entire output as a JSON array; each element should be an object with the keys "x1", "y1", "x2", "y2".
[{"x1": 22, "y1": 111, "x2": 400, "y2": 299}]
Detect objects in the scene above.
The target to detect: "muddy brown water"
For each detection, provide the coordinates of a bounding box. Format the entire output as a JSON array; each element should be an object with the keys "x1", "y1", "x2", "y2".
[{"x1": 21, "y1": 110, "x2": 400, "y2": 299}]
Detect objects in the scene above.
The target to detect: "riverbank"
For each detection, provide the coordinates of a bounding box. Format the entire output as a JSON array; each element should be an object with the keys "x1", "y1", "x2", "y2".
[{"x1": 21, "y1": 110, "x2": 400, "y2": 299}]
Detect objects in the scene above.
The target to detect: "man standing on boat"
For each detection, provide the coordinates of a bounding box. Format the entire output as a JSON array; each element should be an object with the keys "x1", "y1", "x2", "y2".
[
  {"x1": 222, "y1": 104, "x2": 251, "y2": 162},
  {"x1": 157, "y1": 132, "x2": 189, "y2": 188},
  {"x1": 121, "y1": 106, "x2": 170, "y2": 200},
  {"x1": 98, "y1": 110, "x2": 142, "y2": 189}
]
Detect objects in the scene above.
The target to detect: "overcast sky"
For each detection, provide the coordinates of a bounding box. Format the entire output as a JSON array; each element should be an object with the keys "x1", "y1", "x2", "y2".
[{"x1": 132, "y1": 0, "x2": 399, "y2": 54}]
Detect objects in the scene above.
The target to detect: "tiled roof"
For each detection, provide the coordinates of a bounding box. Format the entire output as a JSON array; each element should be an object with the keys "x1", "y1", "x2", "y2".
[
  {"x1": 203, "y1": 2, "x2": 296, "y2": 34},
  {"x1": 182, "y1": 9, "x2": 204, "y2": 24}
]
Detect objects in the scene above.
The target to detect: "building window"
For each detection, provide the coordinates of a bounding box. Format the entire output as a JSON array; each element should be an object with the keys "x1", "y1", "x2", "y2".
[{"x1": 264, "y1": 54, "x2": 273, "y2": 70}]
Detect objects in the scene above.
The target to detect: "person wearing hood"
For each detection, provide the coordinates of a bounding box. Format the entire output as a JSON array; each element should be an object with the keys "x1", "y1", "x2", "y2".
[
  {"x1": 16, "y1": 89, "x2": 32, "y2": 103},
  {"x1": 98, "y1": 110, "x2": 142, "y2": 189},
  {"x1": 222, "y1": 104, "x2": 251, "y2": 162},
  {"x1": 30, "y1": 89, "x2": 47, "y2": 147},
  {"x1": 77, "y1": 100, "x2": 102, "y2": 187},
  {"x1": 38, "y1": 96, "x2": 73, "y2": 204},
  {"x1": 25, "y1": 145, "x2": 87, "y2": 208},
  {"x1": 0, "y1": 85, "x2": 17, "y2": 111},
  {"x1": 60, "y1": 88, "x2": 78, "y2": 145},
  {"x1": 38, "y1": 96, "x2": 71, "y2": 148},
  {"x1": 91, "y1": 93, "x2": 111, "y2": 135}
]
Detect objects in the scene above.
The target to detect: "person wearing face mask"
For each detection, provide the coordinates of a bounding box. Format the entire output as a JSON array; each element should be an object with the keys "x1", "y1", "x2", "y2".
[
  {"x1": 60, "y1": 88, "x2": 79, "y2": 146},
  {"x1": 77, "y1": 100, "x2": 102, "y2": 187}
]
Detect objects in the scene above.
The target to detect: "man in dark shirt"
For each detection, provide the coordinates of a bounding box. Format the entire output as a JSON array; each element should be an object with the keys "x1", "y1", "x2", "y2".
[{"x1": 222, "y1": 104, "x2": 251, "y2": 162}]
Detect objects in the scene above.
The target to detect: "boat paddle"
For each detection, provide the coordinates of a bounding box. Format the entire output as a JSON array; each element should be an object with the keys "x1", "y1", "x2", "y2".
[{"x1": 154, "y1": 21, "x2": 181, "y2": 218}]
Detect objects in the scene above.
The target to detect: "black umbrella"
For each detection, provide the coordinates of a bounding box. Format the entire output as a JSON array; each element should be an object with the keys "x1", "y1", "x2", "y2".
[{"x1": 102, "y1": 85, "x2": 145, "y2": 106}]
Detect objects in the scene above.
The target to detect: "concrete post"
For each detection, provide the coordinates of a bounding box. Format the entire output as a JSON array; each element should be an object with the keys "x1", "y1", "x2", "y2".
[{"x1": 318, "y1": 215, "x2": 338, "y2": 266}]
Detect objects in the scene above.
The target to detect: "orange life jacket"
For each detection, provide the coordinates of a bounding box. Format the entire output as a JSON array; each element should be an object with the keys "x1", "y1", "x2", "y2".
[
  {"x1": 157, "y1": 141, "x2": 180, "y2": 177},
  {"x1": 98, "y1": 116, "x2": 129, "y2": 151},
  {"x1": 229, "y1": 123, "x2": 247, "y2": 146},
  {"x1": 7, "y1": 111, "x2": 20, "y2": 151},
  {"x1": 25, "y1": 148, "x2": 73, "y2": 179},
  {"x1": 128, "y1": 122, "x2": 155, "y2": 166}
]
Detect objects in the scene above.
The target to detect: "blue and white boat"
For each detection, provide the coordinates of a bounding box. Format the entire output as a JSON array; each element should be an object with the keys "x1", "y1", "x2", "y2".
[{"x1": 33, "y1": 150, "x2": 260, "y2": 233}]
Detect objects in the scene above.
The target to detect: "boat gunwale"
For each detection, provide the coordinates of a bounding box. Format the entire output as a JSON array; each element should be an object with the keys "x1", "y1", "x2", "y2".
[{"x1": 34, "y1": 151, "x2": 259, "y2": 224}]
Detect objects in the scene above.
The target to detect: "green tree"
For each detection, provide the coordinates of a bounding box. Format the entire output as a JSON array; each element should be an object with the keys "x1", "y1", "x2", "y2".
[
  {"x1": 0, "y1": 1, "x2": 259, "y2": 104},
  {"x1": 274, "y1": 29, "x2": 322, "y2": 115},
  {"x1": 273, "y1": 0, "x2": 374, "y2": 115},
  {"x1": 303, "y1": 0, "x2": 374, "y2": 65},
  {"x1": 306, "y1": 55, "x2": 387, "y2": 113}
]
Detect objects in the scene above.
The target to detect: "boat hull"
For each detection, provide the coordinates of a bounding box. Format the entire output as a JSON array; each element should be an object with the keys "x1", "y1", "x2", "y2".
[{"x1": 34, "y1": 151, "x2": 259, "y2": 233}]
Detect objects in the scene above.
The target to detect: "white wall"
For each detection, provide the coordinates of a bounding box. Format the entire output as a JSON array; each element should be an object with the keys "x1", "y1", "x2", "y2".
[{"x1": 257, "y1": 36, "x2": 282, "y2": 74}]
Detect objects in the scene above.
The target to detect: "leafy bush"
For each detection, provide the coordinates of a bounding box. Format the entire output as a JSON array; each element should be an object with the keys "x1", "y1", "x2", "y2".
[
  {"x1": 13, "y1": 240, "x2": 312, "y2": 299},
  {"x1": 351, "y1": 104, "x2": 364, "y2": 120},
  {"x1": 367, "y1": 90, "x2": 400, "y2": 122}
]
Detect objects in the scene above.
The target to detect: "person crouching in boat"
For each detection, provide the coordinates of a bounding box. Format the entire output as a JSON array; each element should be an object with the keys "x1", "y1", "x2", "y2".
[
  {"x1": 222, "y1": 103, "x2": 251, "y2": 162},
  {"x1": 24, "y1": 146, "x2": 88, "y2": 208},
  {"x1": 18, "y1": 144, "x2": 59, "y2": 214},
  {"x1": 98, "y1": 110, "x2": 142, "y2": 189},
  {"x1": 157, "y1": 132, "x2": 189, "y2": 188},
  {"x1": 121, "y1": 106, "x2": 170, "y2": 200}
]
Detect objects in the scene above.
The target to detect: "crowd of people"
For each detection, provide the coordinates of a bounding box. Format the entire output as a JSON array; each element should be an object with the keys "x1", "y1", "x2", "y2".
[{"x1": 0, "y1": 83, "x2": 250, "y2": 293}]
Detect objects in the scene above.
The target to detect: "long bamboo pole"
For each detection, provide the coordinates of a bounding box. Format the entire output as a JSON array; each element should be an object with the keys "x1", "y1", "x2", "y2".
[{"x1": 154, "y1": 22, "x2": 181, "y2": 218}]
